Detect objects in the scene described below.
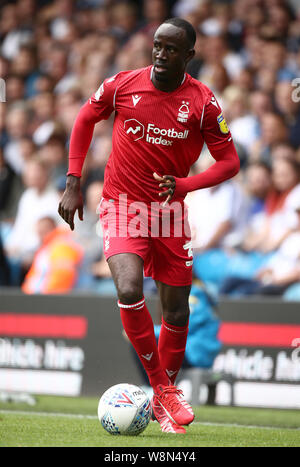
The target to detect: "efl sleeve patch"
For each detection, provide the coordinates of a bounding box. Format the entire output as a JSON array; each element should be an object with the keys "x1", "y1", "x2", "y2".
[
  {"x1": 217, "y1": 112, "x2": 229, "y2": 134},
  {"x1": 201, "y1": 92, "x2": 232, "y2": 147}
]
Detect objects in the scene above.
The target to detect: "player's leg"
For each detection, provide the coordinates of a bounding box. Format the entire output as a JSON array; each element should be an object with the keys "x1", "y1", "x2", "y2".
[
  {"x1": 156, "y1": 281, "x2": 190, "y2": 384},
  {"x1": 100, "y1": 199, "x2": 190, "y2": 432},
  {"x1": 148, "y1": 281, "x2": 194, "y2": 428},
  {"x1": 147, "y1": 223, "x2": 194, "y2": 427},
  {"x1": 108, "y1": 253, "x2": 169, "y2": 390},
  {"x1": 108, "y1": 252, "x2": 144, "y2": 304},
  {"x1": 152, "y1": 203, "x2": 193, "y2": 383}
]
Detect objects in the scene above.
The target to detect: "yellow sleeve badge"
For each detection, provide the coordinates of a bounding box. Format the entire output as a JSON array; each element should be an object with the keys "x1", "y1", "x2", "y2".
[{"x1": 217, "y1": 112, "x2": 229, "y2": 134}]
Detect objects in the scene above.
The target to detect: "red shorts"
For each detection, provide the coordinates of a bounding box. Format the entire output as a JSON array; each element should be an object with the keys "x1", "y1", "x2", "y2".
[{"x1": 99, "y1": 196, "x2": 193, "y2": 286}]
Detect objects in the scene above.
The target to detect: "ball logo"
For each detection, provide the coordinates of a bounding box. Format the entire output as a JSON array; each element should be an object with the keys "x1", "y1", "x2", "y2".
[
  {"x1": 116, "y1": 392, "x2": 134, "y2": 406},
  {"x1": 124, "y1": 119, "x2": 145, "y2": 141}
]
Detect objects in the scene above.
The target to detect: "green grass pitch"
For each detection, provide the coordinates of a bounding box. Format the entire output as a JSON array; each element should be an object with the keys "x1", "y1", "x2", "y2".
[{"x1": 0, "y1": 395, "x2": 299, "y2": 447}]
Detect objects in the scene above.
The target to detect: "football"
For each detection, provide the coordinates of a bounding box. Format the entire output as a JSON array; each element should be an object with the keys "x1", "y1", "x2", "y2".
[{"x1": 97, "y1": 383, "x2": 151, "y2": 435}]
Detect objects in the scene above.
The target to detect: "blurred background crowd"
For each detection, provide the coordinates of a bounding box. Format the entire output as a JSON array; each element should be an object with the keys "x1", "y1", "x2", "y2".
[{"x1": 0, "y1": 0, "x2": 300, "y2": 300}]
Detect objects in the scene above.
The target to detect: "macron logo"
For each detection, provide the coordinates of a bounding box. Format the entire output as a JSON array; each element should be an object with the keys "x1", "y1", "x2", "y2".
[
  {"x1": 132, "y1": 95, "x2": 142, "y2": 107},
  {"x1": 142, "y1": 352, "x2": 153, "y2": 361},
  {"x1": 166, "y1": 369, "x2": 177, "y2": 378},
  {"x1": 210, "y1": 96, "x2": 219, "y2": 109}
]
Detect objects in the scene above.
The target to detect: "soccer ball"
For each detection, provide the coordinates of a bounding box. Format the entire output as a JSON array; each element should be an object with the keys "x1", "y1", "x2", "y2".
[{"x1": 97, "y1": 383, "x2": 151, "y2": 435}]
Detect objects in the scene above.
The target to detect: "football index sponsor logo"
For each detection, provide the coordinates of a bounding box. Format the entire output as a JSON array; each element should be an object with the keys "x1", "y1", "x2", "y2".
[
  {"x1": 124, "y1": 120, "x2": 189, "y2": 146},
  {"x1": 124, "y1": 119, "x2": 145, "y2": 141},
  {"x1": 146, "y1": 123, "x2": 189, "y2": 146}
]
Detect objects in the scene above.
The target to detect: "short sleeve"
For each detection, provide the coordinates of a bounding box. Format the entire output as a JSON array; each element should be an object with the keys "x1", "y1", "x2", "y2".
[{"x1": 201, "y1": 93, "x2": 232, "y2": 149}]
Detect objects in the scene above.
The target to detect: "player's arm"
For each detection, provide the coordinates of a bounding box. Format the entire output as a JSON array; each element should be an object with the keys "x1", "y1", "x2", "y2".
[
  {"x1": 153, "y1": 96, "x2": 240, "y2": 202},
  {"x1": 58, "y1": 78, "x2": 116, "y2": 230},
  {"x1": 58, "y1": 174, "x2": 83, "y2": 231},
  {"x1": 174, "y1": 97, "x2": 240, "y2": 197},
  {"x1": 58, "y1": 101, "x2": 102, "y2": 230},
  {"x1": 174, "y1": 141, "x2": 239, "y2": 197}
]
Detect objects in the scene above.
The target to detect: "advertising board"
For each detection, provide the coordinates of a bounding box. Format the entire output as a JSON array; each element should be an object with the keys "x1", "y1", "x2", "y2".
[{"x1": 0, "y1": 291, "x2": 299, "y2": 408}]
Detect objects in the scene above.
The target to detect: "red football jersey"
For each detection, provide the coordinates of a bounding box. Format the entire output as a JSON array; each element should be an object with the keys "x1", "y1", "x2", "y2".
[{"x1": 69, "y1": 66, "x2": 233, "y2": 204}]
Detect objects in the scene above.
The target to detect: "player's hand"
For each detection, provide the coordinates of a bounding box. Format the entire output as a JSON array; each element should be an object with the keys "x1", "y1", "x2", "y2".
[
  {"x1": 153, "y1": 172, "x2": 176, "y2": 207},
  {"x1": 58, "y1": 175, "x2": 83, "y2": 231}
]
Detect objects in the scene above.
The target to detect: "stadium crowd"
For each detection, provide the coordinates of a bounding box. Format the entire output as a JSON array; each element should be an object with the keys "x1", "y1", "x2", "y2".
[{"x1": 0, "y1": 0, "x2": 300, "y2": 300}]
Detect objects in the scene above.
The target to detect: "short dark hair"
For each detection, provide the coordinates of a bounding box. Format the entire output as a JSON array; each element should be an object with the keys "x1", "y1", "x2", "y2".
[{"x1": 163, "y1": 17, "x2": 196, "y2": 49}]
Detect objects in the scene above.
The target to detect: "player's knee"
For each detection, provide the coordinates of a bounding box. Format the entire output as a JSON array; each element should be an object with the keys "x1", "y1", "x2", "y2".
[
  {"x1": 117, "y1": 282, "x2": 143, "y2": 305},
  {"x1": 162, "y1": 305, "x2": 189, "y2": 327}
]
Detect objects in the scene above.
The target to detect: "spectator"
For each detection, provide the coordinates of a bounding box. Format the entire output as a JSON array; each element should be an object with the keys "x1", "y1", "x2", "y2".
[
  {"x1": 198, "y1": 33, "x2": 245, "y2": 85},
  {"x1": 249, "y1": 112, "x2": 288, "y2": 165},
  {"x1": 139, "y1": 0, "x2": 169, "y2": 40},
  {"x1": 38, "y1": 134, "x2": 68, "y2": 183},
  {"x1": 223, "y1": 85, "x2": 258, "y2": 154},
  {"x1": 0, "y1": 4, "x2": 33, "y2": 60},
  {"x1": 4, "y1": 157, "x2": 61, "y2": 280},
  {"x1": 0, "y1": 149, "x2": 24, "y2": 222},
  {"x1": 30, "y1": 91, "x2": 57, "y2": 145},
  {"x1": 187, "y1": 154, "x2": 250, "y2": 252},
  {"x1": 244, "y1": 161, "x2": 272, "y2": 218},
  {"x1": 220, "y1": 201, "x2": 300, "y2": 297},
  {"x1": 5, "y1": 73, "x2": 25, "y2": 102},
  {"x1": 271, "y1": 142, "x2": 297, "y2": 162},
  {"x1": 274, "y1": 80, "x2": 300, "y2": 149},
  {"x1": 242, "y1": 158, "x2": 300, "y2": 254},
  {"x1": 22, "y1": 216, "x2": 83, "y2": 294},
  {"x1": 74, "y1": 179, "x2": 104, "y2": 270},
  {"x1": 0, "y1": 232, "x2": 11, "y2": 287},
  {"x1": 209, "y1": 63, "x2": 230, "y2": 103},
  {"x1": 10, "y1": 44, "x2": 40, "y2": 98},
  {"x1": 4, "y1": 103, "x2": 30, "y2": 175},
  {"x1": 248, "y1": 90, "x2": 273, "y2": 132},
  {"x1": 109, "y1": 1, "x2": 139, "y2": 46},
  {"x1": 255, "y1": 66, "x2": 277, "y2": 95},
  {"x1": 260, "y1": 38, "x2": 295, "y2": 82},
  {"x1": 90, "y1": 135, "x2": 112, "y2": 172}
]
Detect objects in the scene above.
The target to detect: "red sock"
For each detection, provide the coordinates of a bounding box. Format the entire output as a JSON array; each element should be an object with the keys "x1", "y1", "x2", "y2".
[
  {"x1": 158, "y1": 318, "x2": 189, "y2": 385},
  {"x1": 118, "y1": 297, "x2": 169, "y2": 389}
]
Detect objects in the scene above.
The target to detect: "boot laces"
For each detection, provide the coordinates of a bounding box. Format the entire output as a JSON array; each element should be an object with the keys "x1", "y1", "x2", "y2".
[{"x1": 158, "y1": 385, "x2": 183, "y2": 413}]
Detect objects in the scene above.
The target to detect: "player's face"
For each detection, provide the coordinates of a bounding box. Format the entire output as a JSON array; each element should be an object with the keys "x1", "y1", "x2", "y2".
[{"x1": 152, "y1": 24, "x2": 194, "y2": 86}]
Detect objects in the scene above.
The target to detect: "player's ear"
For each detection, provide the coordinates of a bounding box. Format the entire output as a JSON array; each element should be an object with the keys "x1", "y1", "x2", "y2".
[{"x1": 186, "y1": 48, "x2": 195, "y2": 63}]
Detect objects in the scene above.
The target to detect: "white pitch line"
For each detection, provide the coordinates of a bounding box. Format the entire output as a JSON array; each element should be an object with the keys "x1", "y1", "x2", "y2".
[
  {"x1": 0, "y1": 409, "x2": 97, "y2": 419},
  {"x1": 1, "y1": 410, "x2": 299, "y2": 431}
]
